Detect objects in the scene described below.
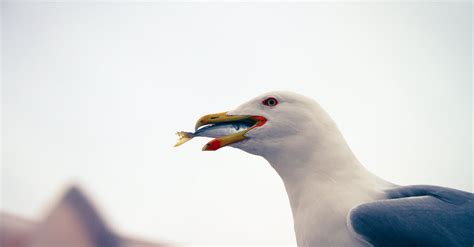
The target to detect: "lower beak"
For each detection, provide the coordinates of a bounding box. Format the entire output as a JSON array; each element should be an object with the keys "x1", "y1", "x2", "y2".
[{"x1": 195, "y1": 112, "x2": 266, "y2": 151}]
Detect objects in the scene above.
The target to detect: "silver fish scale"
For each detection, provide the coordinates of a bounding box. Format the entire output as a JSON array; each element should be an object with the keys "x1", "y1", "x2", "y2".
[{"x1": 194, "y1": 123, "x2": 252, "y2": 138}]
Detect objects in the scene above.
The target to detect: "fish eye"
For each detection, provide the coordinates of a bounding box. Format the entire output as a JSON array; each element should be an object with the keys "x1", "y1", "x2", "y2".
[{"x1": 262, "y1": 97, "x2": 278, "y2": 107}]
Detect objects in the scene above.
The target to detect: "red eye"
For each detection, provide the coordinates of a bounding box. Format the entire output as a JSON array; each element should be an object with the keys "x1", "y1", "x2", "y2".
[{"x1": 262, "y1": 97, "x2": 278, "y2": 107}]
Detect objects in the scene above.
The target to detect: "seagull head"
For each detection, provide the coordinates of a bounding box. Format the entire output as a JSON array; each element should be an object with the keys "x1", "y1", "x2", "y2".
[{"x1": 195, "y1": 91, "x2": 340, "y2": 159}]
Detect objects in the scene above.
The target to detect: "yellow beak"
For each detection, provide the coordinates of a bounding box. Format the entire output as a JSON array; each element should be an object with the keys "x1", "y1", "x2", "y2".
[{"x1": 195, "y1": 112, "x2": 267, "y2": 151}]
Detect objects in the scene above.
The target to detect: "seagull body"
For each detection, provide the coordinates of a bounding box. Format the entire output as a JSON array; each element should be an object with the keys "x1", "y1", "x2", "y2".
[{"x1": 181, "y1": 91, "x2": 474, "y2": 246}]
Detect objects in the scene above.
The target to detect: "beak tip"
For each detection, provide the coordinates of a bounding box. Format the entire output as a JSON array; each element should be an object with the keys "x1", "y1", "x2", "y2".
[
  {"x1": 194, "y1": 122, "x2": 202, "y2": 131},
  {"x1": 203, "y1": 139, "x2": 222, "y2": 151},
  {"x1": 202, "y1": 145, "x2": 215, "y2": 151},
  {"x1": 195, "y1": 119, "x2": 207, "y2": 131},
  {"x1": 195, "y1": 112, "x2": 229, "y2": 131}
]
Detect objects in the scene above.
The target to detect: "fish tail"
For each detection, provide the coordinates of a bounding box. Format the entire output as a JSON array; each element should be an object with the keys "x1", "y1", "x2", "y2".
[{"x1": 174, "y1": 131, "x2": 194, "y2": 147}]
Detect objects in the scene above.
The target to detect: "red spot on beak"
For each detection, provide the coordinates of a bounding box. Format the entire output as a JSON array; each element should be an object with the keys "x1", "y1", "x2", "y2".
[{"x1": 205, "y1": 139, "x2": 222, "y2": 151}]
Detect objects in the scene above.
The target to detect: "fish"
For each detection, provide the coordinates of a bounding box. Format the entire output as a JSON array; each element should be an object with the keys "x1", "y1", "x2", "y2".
[{"x1": 174, "y1": 122, "x2": 253, "y2": 147}]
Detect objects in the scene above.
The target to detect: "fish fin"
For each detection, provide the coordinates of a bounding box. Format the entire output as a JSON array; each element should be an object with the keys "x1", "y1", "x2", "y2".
[{"x1": 174, "y1": 131, "x2": 194, "y2": 147}]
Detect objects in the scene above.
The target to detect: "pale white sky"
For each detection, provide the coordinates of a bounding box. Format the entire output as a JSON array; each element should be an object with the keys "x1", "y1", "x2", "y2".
[{"x1": 1, "y1": 2, "x2": 472, "y2": 245}]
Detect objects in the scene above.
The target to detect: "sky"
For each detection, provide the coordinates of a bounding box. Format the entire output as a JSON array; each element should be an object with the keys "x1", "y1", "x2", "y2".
[{"x1": 1, "y1": 2, "x2": 472, "y2": 246}]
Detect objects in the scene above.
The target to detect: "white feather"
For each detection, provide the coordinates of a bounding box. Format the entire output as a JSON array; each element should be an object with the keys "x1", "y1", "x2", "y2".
[{"x1": 228, "y1": 91, "x2": 393, "y2": 246}]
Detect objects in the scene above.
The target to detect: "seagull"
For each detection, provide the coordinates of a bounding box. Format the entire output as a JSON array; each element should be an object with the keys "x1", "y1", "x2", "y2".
[{"x1": 187, "y1": 91, "x2": 474, "y2": 247}]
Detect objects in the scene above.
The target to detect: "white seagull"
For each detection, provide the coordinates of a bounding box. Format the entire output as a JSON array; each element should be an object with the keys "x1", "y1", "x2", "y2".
[{"x1": 178, "y1": 91, "x2": 474, "y2": 247}]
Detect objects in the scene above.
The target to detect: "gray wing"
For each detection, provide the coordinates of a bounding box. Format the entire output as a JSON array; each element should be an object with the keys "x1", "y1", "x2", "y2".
[{"x1": 349, "y1": 185, "x2": 474, "y2": 247}]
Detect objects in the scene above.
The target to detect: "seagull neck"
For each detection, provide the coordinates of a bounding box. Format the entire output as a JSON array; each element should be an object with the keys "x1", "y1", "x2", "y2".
[
  {"x1": 263, "y1": 131, "x2": 388, "y2": 209},
  {"x1": 265, "y1": 133, "x2": 367, "y2": 183},
  {"x1": 262, "y1": 134, "x2": 388, "y2": 246},
  {"x1": 269, "y1": 158, "x2": 372, "y2": 191}
]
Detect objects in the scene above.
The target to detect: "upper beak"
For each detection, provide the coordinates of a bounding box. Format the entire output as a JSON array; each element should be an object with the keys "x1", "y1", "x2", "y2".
[
  {"x1": 195, "y1": 112, "x2": 252, "y2": 131},
  {"x1": 195, "y1": 112, "x2": 267, "y2": 151}
]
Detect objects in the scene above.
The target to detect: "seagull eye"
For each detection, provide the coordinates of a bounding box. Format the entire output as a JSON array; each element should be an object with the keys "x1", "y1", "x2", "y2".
[{"x1": 262, "y1": 97, "x2": 278, "y2": 107}]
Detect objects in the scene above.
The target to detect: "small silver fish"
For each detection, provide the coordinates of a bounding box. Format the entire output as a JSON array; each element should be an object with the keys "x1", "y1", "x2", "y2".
[{"x1": 175, "y1": 122, "x2": 252, "y2": 147}]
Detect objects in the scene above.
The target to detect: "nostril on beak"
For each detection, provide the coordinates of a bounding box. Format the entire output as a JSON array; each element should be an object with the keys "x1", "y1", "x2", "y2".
[{"x1": 210, "y1": 116, "x2": 219, "y2": 120}]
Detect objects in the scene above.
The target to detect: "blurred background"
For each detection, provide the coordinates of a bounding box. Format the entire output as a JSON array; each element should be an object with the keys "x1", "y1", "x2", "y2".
[{"x1": 1, "y1": 2, "x2": 472, "y2": 246}]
